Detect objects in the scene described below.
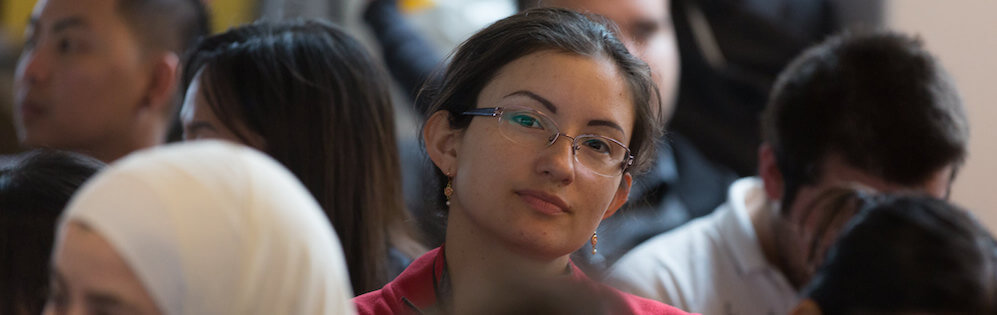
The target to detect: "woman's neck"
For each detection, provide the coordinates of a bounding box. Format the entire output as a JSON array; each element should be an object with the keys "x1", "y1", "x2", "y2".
[{"x1": 443, "y1": 206, "x2": 571, "y2": 314}]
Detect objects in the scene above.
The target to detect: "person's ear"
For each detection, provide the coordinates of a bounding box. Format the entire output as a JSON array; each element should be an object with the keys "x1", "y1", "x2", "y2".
[
  {"x1": 424, "y1": 110, "x2": 462, "y2": 174},
  {"x1": 789, "y1": 299, "x2": 823, "y2": 315},
  {"x1": 759, "y1": 143, "x2": 784, "y2": 201},
  {"x1": 139, "y1": 52, "x2": 180, "y2": 115},
  {"x1": 602, "y1": 173, "x2": 632, "y2": 220}
]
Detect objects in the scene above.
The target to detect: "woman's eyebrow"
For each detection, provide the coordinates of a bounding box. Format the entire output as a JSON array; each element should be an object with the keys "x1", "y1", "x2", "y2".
[
  {"x1": 504, "y1": 90, "x2": 557, "y2": 114},
  {"x1": 52, "y1": 16, "x2": 89, "y2": 34},
  {"x1": 588, "y1": 120, "x2": 625, "y2": 135},
  {"x1": 87, "y1": 292, "x2": 125, "y2": 308},
  {"x1": 86, "y1": 291, "x2": 147, "y2": 314},
  {"x1": 504, "y1": 90, "x2": 626, "y2": 135}
]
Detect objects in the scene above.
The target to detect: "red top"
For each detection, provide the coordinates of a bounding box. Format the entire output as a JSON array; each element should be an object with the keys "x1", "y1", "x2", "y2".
[{"x1": 354, "y1": 247, "x2": 695, "y2": 315}]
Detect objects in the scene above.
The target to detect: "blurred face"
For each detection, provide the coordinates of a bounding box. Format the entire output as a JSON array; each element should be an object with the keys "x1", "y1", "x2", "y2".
[
  {"x1": 180, "y1": 70, "x2": 265, "y2": 149},
  {"x1": 447, "y1": 51, "x2": 633, "y2": 260},
  {"x1": 547, "y1": 0, "x2": 680, "y2": 119},
  {"x1": 774, "y1": 155, "x2": 954, "y2": 288},
  {"x1": 45, "y1": 222, "x2": 161, "y2": 315},
  {"x1": 14, "y1": 0, "x2": 150, "y2": 153}
]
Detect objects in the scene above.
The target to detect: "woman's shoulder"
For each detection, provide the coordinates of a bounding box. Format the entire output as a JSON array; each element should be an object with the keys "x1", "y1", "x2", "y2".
[
  {"x1": 353, "y1": 247, "x2": 444, "y2": 315},
  {"x1": 613, "y1": 289, "x2": 697, "y2": 315},
  {"x1": 353, "y1": 288, "x2": 397, "y2": 315}
]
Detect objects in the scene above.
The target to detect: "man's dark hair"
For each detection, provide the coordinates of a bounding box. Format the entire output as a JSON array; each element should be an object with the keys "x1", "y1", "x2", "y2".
[
  {"x1": 0, "y1": 150, "x2": 104, "y2": 315},
  {"x1": 802, "y1": 195, "x2": 997, "y2": 314},
  {"x1": 116, "y1": 0, "x2": 211, "y2": 59},
  {"x1": 762, "y1": 31, "x2": 968, "y2": 211},
  {"x1": 116, "y1": 0, "x2": 211, "y2": 142}
]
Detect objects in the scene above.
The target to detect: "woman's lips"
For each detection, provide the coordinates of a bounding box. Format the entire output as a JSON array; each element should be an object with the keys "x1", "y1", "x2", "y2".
[{"x1": 516, "y1": 190, "x2": 570, "y2": 215}]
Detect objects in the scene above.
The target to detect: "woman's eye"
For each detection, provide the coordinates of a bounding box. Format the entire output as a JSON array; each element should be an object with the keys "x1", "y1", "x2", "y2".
[
  {"x1": 582, "y1": 138, "x2": 612, "y2": 154},
  {"x1": 56, "y1": 38, "x2": 79, "y2": 54},
  {"x1": 57, "y1": 39, "x2": 70, "y2": 53},
  {"x1": 510, "y1": 114, "x2": 543, "y2": 129}
]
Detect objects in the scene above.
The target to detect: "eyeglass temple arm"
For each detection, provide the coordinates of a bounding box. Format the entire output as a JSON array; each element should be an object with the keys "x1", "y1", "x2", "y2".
[
  {"x1": 621, "y1": 154, "x2": 635, "y2": 173},
  {"x1": 461, "y1": 107, "x2": 502, "y2": 117}
]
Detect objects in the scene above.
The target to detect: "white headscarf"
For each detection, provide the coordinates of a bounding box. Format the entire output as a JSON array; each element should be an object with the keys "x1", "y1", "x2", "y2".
[{"x1": 60, "y1": 140, "x2": 356, "y2": 315}]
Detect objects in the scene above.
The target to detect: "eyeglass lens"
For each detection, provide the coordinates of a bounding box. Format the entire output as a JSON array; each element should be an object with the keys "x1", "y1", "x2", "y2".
[{"x1": 496, "y1": 109, "x2": 627, "y2": 176}]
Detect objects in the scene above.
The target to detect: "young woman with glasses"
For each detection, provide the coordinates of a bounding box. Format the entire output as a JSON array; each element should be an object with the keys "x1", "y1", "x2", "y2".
[{"x1": 354, "y1": 8, "x2": 690, "y2": 315}]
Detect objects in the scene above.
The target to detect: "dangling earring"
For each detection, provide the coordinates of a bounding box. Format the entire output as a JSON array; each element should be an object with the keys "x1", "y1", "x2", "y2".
[
  {"x1": 591, "y1": 232, "x2": 598, "y2": 255},
  {"x1": 444, "y1": 172, "x2": 454, "y2": 206}
]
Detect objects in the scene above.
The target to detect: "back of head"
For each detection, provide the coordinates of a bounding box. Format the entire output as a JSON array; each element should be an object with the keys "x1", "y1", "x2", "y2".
[
  {"x1": 762, "y1": 31, "x2": 969, "y2": 205},
  {"x1": 0, "y1": 150, "x2": 103, "y2": 315},
  {"x1": 61, "y1": 141, "x2": 355, "y2": 315},
  {"x1": 182, "y1": 19, "x2": 408, "y2": 294},
  {"x1": 802, "y1": 195, "x2": 997, "y2": 314}
]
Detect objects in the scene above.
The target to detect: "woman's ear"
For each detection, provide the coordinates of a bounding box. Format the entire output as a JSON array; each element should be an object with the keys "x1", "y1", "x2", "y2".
[
  {"x1": 602, "y1": 173, "x2": 632, "y2": 220},
  {"x1": 423, "y1": 110, "x2": 462, "y2": 174},
  {"x1": 759, "y1": 143, "x2": 784, "y2": 201}
]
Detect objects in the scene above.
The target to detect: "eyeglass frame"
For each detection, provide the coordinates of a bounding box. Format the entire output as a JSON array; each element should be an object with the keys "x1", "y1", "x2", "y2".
[{"x1": 461, "y1": 106, "x2": 635, "y2": 176}]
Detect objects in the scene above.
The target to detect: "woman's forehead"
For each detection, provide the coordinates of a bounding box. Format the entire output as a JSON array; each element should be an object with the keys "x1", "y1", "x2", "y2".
[{"x1": 478, "y1": 51, "x2": 634, "y2": 132}]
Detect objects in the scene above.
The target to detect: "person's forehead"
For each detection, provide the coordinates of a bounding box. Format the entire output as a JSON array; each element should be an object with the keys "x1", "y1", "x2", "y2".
[
  {"x1": 816, "y1": 157, "x2": 952, "y2": 198},
  {"x1": 481, "y1": 51, "x2": 635, "y2": 133},
  {"x1": 35, "y1": 0, "x2": 123, "y2": 29}
]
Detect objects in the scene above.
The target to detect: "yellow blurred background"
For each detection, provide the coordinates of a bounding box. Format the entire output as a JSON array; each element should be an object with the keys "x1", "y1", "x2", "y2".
[{"x1": 3, "y1": 0, "x2": 257, "y2": 40}]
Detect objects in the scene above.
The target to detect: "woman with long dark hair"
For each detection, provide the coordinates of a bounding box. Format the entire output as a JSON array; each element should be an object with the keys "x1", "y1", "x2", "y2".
[{"x1": 179, "y1": 20, "x2": 423, "y2": 295}]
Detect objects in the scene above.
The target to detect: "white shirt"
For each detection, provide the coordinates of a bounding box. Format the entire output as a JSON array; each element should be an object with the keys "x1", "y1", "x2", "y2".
[{"x1": 607, "y1": 177, "x2": 798, "y2": 315}]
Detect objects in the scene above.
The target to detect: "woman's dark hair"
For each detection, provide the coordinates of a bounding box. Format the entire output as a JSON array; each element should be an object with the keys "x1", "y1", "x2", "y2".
[
  {"x1": 182, "y1": 19, "x2": 421, "y2": 295},
  {"x1": 802, "y1": 195, "x2": 997, "y2": 314},
  {"x1": 420, "y1": 7, "x2": 663, "y2": 214},
  {"x1": 0, "y1": 150, "x2": 104, "y2": 315}
]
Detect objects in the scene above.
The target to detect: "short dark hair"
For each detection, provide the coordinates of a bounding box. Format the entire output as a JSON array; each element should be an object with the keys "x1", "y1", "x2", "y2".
[
  {"x1": 762, "y1": 31, "x2": 969, "y2": 210},
  {"x1": 421, "y1": 8, "x2": 662, "y2": 212},
  {"x1": 116, "y1": 0, "x2": 211, "y2": 59},
  {"x1": 803, "y1": 195, "x2": 997, "y2": 314},
  {"x1": 0, "y1": 150, "x2": 104, "y2": 315},
  {"x1": 115, "y1": 0, "x2": 210, "y2": 138},
  {"x1": 182, "y1": 19, "x2": 416, "y2": 295}
]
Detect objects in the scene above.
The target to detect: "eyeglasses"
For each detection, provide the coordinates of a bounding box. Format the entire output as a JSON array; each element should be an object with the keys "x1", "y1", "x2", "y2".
[{"x1": 462, "y1": 107, "x2": 634, "y2": 177}]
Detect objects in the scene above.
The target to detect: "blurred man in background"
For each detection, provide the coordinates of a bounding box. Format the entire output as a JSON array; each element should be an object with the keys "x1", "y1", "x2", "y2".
[{"x1": 13, "y1": 0, "x2": 208, "y2": 162}]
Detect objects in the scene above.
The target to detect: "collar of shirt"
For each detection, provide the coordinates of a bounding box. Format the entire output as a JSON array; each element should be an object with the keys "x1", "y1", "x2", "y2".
[{"x1": 718, "y1": 177, "x2": 775, "y2": 275}]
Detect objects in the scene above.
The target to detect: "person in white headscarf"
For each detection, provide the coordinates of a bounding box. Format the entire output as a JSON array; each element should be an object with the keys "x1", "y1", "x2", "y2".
[{"x1": 43, "y1": 140, "x2": 356, "y2": 315}]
